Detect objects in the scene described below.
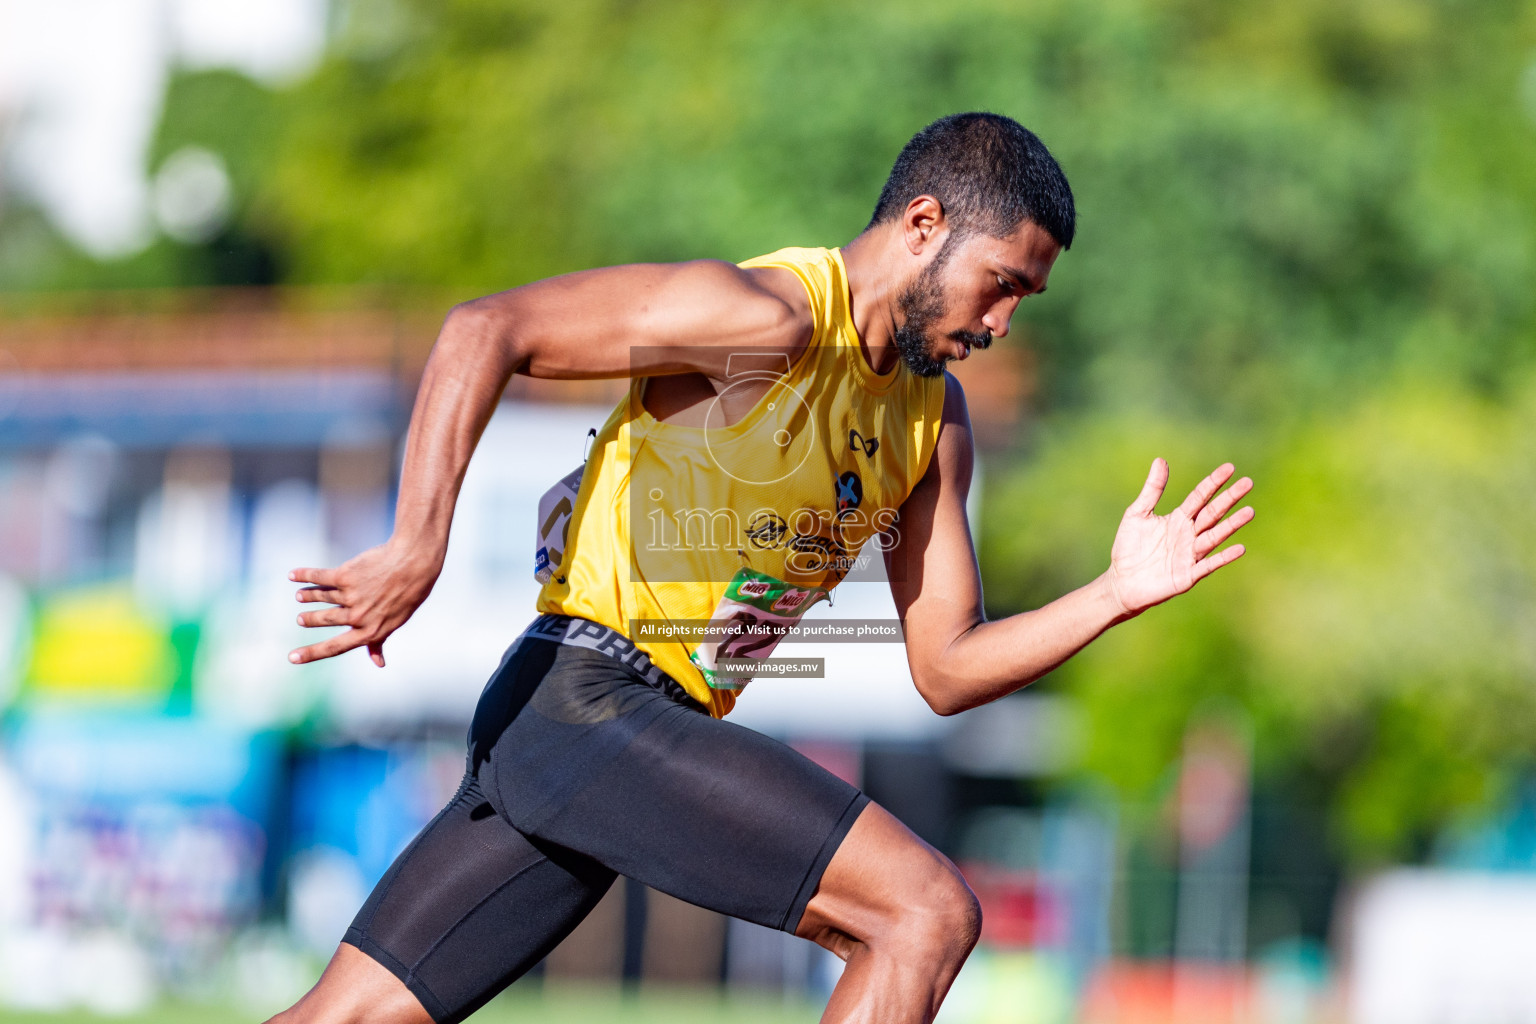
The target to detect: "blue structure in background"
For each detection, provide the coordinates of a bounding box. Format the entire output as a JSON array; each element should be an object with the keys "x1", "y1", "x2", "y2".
[
  {"x1": 0, "y1": 371, "x2": 402, "y2": 450},
  {"x1": 5, "y1": 711, "x2": 281, "y2": 823},
  {"x1": 288, "y1": 744, "x2": 454, "y2": 888},
  {"x1": 1, "y1": 712, "x2": 287, "y2": 983},
  {"x1": 1437, "y1": 782, "x2": 1536, "y2": 873}
]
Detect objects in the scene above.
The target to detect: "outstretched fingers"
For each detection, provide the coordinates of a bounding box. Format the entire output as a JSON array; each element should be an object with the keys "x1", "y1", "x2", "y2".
[
  {"x1": 1127, "y1": 458, "x2": 1170, "y2": 516},
  {"x1": 289, "y1": 564, "x2": 362, "y2": 664},
  {"x1": 290, "y1": 629, "x2": 371, "y2": 665},
  {"x1": 298, "y1": 606, "x2": 353, "y2": 629},
  {"x1": 290, "y1": 566, "x2": 340, "y2": 587},
  {"x1": 1177, "y1": 463, "x2": 1236, "y2": 518},
  {"x1": 1194, "y1": 476, "x2": 1254, "y2": 532},
  {"x1": 1194, "y1": 543, "x2": 1246, "y2": 581},
  {"x1": 1196, "y1": 505, "x2": 1255, "y2": 557}
]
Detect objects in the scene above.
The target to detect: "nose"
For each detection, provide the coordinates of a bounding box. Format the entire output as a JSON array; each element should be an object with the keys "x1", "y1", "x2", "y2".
[{"x1": 982, "y1": 297, "x2": 1020, "y2": 339}]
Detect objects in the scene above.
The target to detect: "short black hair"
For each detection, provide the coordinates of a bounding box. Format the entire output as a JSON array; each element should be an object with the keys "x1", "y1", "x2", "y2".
[{"x1": 869, "y1": 112, "x2": 1075, "y2": 248}]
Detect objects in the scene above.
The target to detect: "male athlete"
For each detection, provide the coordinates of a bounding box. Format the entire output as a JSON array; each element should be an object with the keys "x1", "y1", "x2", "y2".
[{"x1": 272, "y1": 113, "x2": 1253, "y2": 1024}]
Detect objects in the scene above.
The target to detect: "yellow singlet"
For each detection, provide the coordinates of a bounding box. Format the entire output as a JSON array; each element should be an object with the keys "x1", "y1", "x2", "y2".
[{"x1": 536, "y1": 246, "x2": 947, "y2": 717}]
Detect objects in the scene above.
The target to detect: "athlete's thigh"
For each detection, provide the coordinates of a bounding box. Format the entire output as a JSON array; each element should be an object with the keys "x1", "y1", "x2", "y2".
[
  {"x1": 513, "y1": 699, "x2": 867, "y2": 933},
  {"x1": 345, "y1": 773, "x2": 617, "y2": 1024}
]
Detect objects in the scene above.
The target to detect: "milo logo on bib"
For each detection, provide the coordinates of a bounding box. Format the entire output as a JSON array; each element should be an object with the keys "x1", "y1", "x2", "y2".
[
  {"x1": 690, "y1": 567, "x2": 828, "y2": 690},
  {"x1": 737, "y1": 579, "x2": 771, "y2": 599}
]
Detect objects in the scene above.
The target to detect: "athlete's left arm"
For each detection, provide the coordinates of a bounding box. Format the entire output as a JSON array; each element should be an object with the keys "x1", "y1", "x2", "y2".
[{"x1": 885, "y1": 374, "x2": 1254, "y2": 716}]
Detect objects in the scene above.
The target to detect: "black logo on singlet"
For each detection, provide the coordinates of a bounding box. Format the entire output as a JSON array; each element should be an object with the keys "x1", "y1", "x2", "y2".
[
  {"x1": 788, "y1": 532, "x2": 842, "y2": 573},
  {"x1": 849, "y1": 429, "x2": 880, "y2": 458},
  {"x1": 745, "y1": 511, "x2": 790, "y2": 549}
]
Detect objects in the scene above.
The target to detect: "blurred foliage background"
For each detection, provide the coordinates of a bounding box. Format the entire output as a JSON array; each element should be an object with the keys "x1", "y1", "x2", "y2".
[{"x1": 4, "y1": 0, "x2": 1536, "y2": 869}]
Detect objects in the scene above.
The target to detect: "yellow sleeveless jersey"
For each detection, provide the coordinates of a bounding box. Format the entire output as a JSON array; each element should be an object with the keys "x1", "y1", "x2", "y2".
[{"x1": 536, "y1": 246, "x2": 947, "y2": 717}]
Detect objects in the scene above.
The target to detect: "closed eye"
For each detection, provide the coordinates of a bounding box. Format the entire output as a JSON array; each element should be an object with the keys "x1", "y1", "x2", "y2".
[{"x1": 998, "y1": 263, "x2": 1042, "y2": 295}]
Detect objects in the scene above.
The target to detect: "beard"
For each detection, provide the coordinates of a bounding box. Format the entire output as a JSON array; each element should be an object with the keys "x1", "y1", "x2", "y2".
[{"x1": 891, "y1": 238, "x2": 993, "y2": 378}]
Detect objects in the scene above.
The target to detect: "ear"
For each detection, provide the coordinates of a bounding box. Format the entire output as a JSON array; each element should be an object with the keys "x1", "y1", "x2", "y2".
[{"x1": 901, "y1": 195, "x2": 948, "y2": 256}]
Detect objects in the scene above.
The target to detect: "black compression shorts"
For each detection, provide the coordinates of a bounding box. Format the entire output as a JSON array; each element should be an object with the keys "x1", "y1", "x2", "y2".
[{"x1": 343, "y1": 616, "x2": 870, "y2": 1023}]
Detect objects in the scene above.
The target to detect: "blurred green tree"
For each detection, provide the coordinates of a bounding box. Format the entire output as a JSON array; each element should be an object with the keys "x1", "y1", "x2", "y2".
[
  {"x1": 982, "y1": 374, "x2": 1536, "y2": 862},
  {"x1": 251, "y1": 0, "x2": 1535, "y2": 414}
]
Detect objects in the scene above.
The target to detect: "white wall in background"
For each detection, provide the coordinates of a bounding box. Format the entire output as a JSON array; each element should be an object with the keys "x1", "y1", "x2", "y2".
[
  {"x1": 0, "y1": 755, "x2": 32, "y2": 930},
  {"x1": 1350, "y1": 870, "x2": 1536, "y2": 1024},
  {"x1": 198, "y1": 480, "x2": 331, "y2": 728}
]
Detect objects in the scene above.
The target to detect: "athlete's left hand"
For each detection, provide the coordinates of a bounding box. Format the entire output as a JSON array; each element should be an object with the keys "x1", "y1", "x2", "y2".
[
  {"x1": 287, "y1": 538, "x2": 443, "y2": 668},
  {"x1": 1105, "y1": 459, "x2": 1253, "y2": 617}
]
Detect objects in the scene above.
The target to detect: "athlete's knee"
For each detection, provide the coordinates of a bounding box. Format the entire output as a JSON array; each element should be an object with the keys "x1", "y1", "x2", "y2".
[
  {"x1": 265, "y1": 1003, "x2": 346, "y2": 1024},
  {"x1": 266, "y1": 997, "x2": 425, "y2": 1024},
  {"x1": 886, "y1": 855, "x2": 982, "y2": 965},
  {"x1": 923, "y1": 863, "x2": 983, "y2": 959},
  {"x1": 264, "y1": 943, "x2": 433, "y2": 1024}
]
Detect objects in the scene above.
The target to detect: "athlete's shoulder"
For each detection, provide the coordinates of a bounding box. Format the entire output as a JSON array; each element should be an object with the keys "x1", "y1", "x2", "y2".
[
  {"x1": 741, "y1": 245, "x2": 842, "y2": 304},
  {"x1": 737, "y1": 245, "x2": 836, "y2": 271},
  {"x1": 941, "y1": 369, "x2": 968, "y2": 407},
  {"x1": 718, "y1": 249, "x2": 824, "y2": 349},
  {"x1": 625, "y1": 257, "x2": 811, "y2": 355},
  {"x1": 939, "y1": 371, "x2": 974, "y2": 436}
]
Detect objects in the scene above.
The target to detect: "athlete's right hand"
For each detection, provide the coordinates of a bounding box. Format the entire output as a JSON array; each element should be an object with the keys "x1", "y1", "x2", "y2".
[{"x1": 287, "y1": 540, "x2": 443, "y2": 668}]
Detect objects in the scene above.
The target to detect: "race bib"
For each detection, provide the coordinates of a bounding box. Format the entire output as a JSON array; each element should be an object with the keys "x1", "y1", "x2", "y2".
[
  {"x1": 534, "y1": 465, "x2": 584, "y2": 584},
  {"x1": 689, "y1": 567, "x2": 829, "y2": 690}
]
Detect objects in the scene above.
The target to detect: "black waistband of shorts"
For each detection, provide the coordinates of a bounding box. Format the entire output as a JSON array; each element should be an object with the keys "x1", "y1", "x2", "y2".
[{"x1": 523, "y1": 614, "x2": 706, "y2": 713}]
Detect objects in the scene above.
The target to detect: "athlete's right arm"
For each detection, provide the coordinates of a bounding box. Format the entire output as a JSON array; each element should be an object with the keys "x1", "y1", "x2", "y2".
[{"x1": 287, "y1": 260, "x2": 812, "y2": 667}]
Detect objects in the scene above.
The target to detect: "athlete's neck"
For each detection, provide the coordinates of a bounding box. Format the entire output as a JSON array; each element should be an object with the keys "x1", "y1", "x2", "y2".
[{"x1": 839, "y1": 225, "x2": 909, "y2": 377}]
